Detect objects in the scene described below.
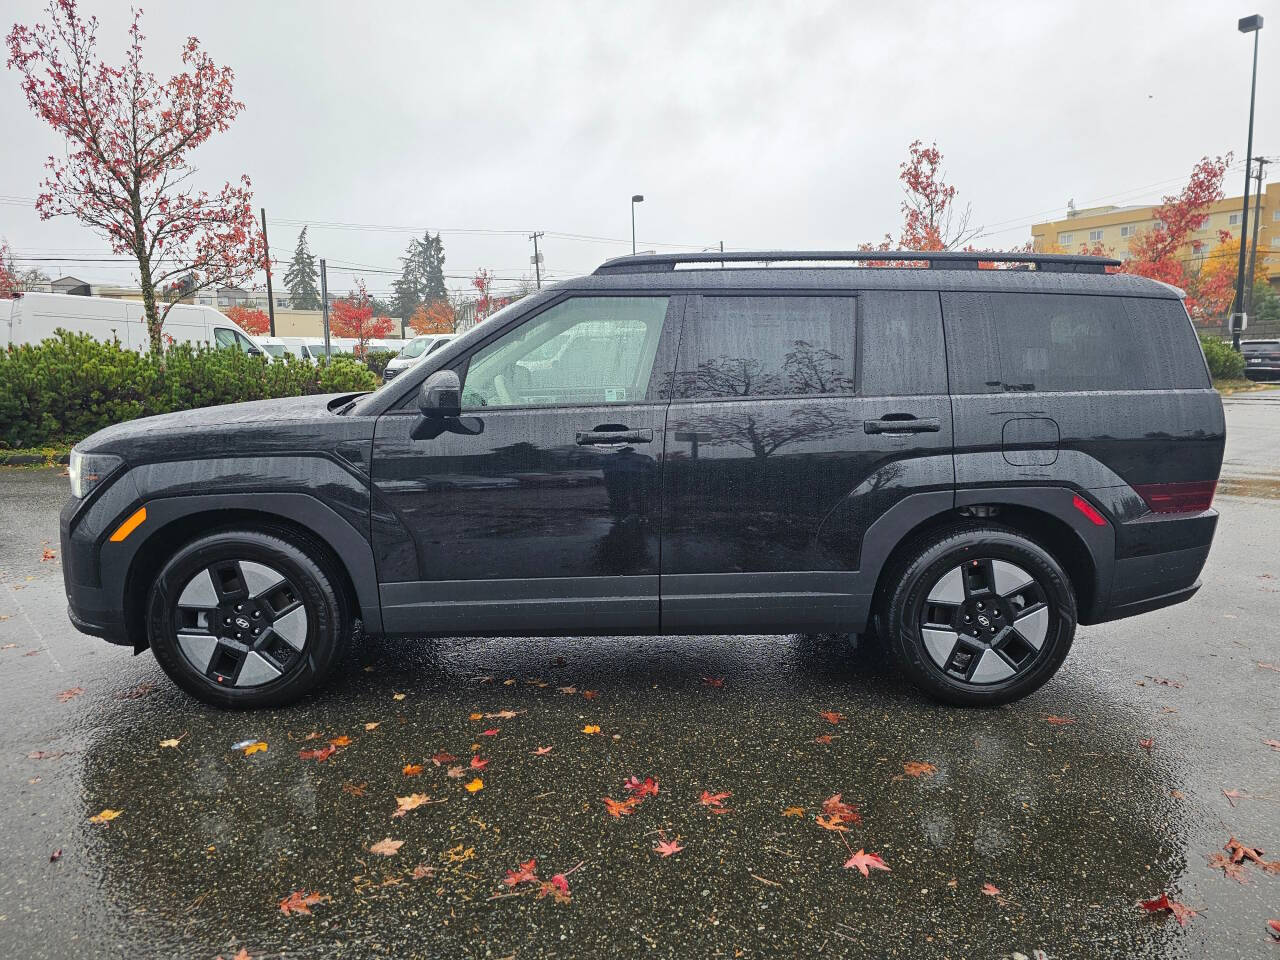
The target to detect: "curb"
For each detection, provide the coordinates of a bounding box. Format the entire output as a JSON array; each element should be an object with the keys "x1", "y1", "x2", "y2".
[{"x1": 0, "y1": 452, "x2": 71, "y2": 466}]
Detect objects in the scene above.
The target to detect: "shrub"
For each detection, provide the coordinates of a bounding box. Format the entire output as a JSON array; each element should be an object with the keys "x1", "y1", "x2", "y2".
[
  {"x1": 1198, "y1": 334, "x2": 1245, "y2": 381},
  {"x1": 363, "y1": 349, "x2": 396, "y2": 380},
  {"x1": 0, "y1": 331, "x2": 376, "y2": 449}
]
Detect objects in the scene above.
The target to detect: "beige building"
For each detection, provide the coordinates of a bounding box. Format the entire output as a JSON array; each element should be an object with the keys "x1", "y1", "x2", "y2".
[{"x1": 1031, "y1": 181, "x2": 1280, "y2": 290}]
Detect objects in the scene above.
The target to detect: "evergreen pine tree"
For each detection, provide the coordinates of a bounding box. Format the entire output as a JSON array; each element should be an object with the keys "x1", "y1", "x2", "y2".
[
  {"x1": 423, "y1": 232, "x2": 448, "y2": 304},
  {"x1": 392, "y1": 234, "x2": 427, "y2": 320},
  {"x1": 284, "y1": 227, "x2": 321, "y2": 310}
]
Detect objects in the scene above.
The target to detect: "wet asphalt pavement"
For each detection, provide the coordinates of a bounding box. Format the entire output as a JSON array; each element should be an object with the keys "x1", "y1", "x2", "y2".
[{"x1": 2, "y1": 396, "x2": 1279, "y2": 959}]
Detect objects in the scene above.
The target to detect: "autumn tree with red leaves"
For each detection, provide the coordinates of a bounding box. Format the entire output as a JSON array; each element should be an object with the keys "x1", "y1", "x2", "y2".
[
  {"x1": 0, "y1": 241, "x2": 20, "y2": 298},
  {"x1": 224, "y1": 304, "x2": 270, "y2": 336},
  {"x1": 330, "y1": 280, "x2": 393, "y2": 356},
  {"x1": 408, "y1": 300, "x2": 456, "y2": 336},
  {"x1": 7, "y1": 0, "x2": 263, "y2": 353}
]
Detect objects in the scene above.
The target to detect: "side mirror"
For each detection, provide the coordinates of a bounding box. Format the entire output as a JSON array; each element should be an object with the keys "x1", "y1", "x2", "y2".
[{"x1": 418, "y1": 369, "x2": 462, "y2": 418}]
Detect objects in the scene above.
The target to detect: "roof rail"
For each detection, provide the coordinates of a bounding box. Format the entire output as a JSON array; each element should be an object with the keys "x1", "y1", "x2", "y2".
[{"x1": 593, "y1": 250, "x2": 1122, "y2": 276}]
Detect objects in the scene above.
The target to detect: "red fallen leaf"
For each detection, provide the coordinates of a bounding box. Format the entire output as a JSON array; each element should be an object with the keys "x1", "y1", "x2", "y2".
[
  {"x1": 279, "y1": 890, "x2": 328, "y2": 916},
  {"x1": 1139, "y1": 892, "x2": 1196, "y2": 927},
  {"x1": 654, "y1": 838, "x2": 684, "y2": 857},
  {"x1": 815, "y1": 814, "x2": 850, "y2": 832},
  {"x1": 1206, "y1": 853, "x2": 1249, "y2": 883},
  {"x1": 821, "y1": 793, "x2": 862, "y2": 827},
  {"x1": 411, "y1": 863, "x2": 434, "y2": 880},
  {"x1": 431, "y1": 751, "x2": 456, "y2": 766},
  {"x1": 699, "y1": 790, "x2": 732, "y2": 813},
  {"x1": 470, "y1": 756, "x2": 489, "y2": 771},
  {"x1": 50, "y1": 848, "x2": 62, "y2": 862},
  {"x1": 1045, "y1": 715, "x2": 1076, "y2": 725},
  {"x1": 539, "y1": 873, "x2": 571, "y2": 902},
  {"x1": 1139, "y1": 738, "x2": 1155, "y2": 753},
  {"x1": 981, "y1": 882, "x2": 1000, "y2": 896},
  {"x1": 1144, "y1": 675, "x2": 1183, "y2": 688},
  {"x1": 1224, "y1": 837, "x2": 1266, "y2": 865},
  {"x1": 328, "y1": 735, "x2": 352, "y2": 748},
  {"x1": 1258, "y1": 662, "x2": 1280, "y2": 673},
  {"x1": 602, "y1": 796, "x2": 640, "y2": 818},
  {"x1": 843, "y1": 849, "x2": 890, "y2": 877},
  {"x1": 503, "y1": 858, "x2": 539, "y2": 887},
  {"x1": 402, "y1": 763, "x2": 424, "y2": 776},
  {"x1": 1222, "y1": 788, "x2": 1244, "y2": 807},
  {"x1": 903, "y1": 761, "x2": 937, "y2": 778},
  {"x1": 41, "y1": 548, "x2": 56, "y2": 562},
  {"x1": 814, "y1": 735, "x2": 835, "y2": 745},
  {"x1": 1264, "y1": 739, "x2": 1280, "y2": 751},
  {"x1": 582, "y1": 690, "x2": 598, "y2": 700},
  {"x1": 702, "y1": 676, "x2": 724, "y2": 687},
  {"x1": 299, "y1": 745, "x2": 337, "y2": 762},
  {"x1": 819, "y1": 710, "x2": 843, "y2": 725},
  {"x1": 56, "y1": 687, "x2": 85, "y2": 703},
  {"x1": 481, "y1": 729, "x2": 499, "y2": 737},
  {"x1": 623, "y1": 775, "x2": 659, "y2": 799},
  {"x1": 532, "y1": 746, "x2": 553, "y2": 756},
  {"x1": 1268, "y1": 919, "x2": 1280, "y2": 941}
]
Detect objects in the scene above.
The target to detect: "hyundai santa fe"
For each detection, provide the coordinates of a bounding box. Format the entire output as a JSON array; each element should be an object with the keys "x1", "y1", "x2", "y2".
[{"x1": 60, "y1": 251, "x2": 1224, "y2": 709}]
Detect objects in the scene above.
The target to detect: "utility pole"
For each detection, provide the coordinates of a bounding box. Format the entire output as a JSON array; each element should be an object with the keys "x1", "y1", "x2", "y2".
[
  {"x1": 319, "y1": 258, "x2": 331, "y2": 360},
  {"x1": 1244, "y1": 157, "x2": 1269, "y2": 318},
  {"x1": 1231, "y1": 14, "x2": 1264, "y2": 351},
  {"x1": 260, "y1": 208, "x2": 276, "y2": 336},
  {"x1": 530, "y1": 231, "x2": 544, "y2": 288}
]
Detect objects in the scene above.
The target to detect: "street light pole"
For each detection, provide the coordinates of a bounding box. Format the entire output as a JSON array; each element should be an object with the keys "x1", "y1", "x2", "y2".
[
  {"x1": 1231, "y1": 14, "x2": 1264, "y2": 351},
  {"x1": 631, "y1": 194, "x2": 644, "y2": 255},
  {"x1": 1245, "y1": 157, "x2": 1268, "y2": 317}
]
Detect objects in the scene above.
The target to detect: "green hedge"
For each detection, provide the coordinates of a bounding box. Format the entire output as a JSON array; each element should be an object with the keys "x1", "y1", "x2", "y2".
[
  {"x1": 364, "y1": 350, "x2": 396, "y2": 380},
  {"x1": 0, "y1": 331, "x2": 376, "y2": 449},
  {"x1": 1199, "y1": 334, "x2": 1246, "y2": 381}
]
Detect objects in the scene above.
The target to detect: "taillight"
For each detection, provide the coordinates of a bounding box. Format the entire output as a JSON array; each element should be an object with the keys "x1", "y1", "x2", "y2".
[{"x1": 1132, "y1": 481, "x2": 1216, "y2": 514}]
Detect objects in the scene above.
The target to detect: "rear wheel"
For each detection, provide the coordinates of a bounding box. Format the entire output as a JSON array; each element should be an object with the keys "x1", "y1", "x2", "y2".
[
  {"x1": 881, "y1": 524, "x2": 1076, "y2": 707},
  {"x1": 147, "y1": 529, "x2": 350, "y2": 709}
]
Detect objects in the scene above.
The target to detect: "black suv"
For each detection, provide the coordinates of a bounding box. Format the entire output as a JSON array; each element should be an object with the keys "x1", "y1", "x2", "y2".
[{"x1": 60, "y1": 251, "x2": 1224, "y2": 708}]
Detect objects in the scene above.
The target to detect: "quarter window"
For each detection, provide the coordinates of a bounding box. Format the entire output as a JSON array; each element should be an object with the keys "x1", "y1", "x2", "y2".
[
  {"x1": 461, "y1": 297, "x2": 669, "y2": 408},
  {"x1": 671, "y1": 296, "x2": 856, "y2": 400}
]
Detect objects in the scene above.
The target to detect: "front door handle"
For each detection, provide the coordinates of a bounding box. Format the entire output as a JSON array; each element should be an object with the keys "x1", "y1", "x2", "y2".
[
  {"x1": 864, "y1": 416, "x2": 941, "y2": 435},
  {"x1": 576, "y1": 427, "x2": 653, "y2": 446}
]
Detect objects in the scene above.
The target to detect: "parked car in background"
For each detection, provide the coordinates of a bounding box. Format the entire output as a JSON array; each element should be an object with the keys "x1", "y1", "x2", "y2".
[
  {"x1": 3, "y1": 292, "x2": 263, "y2": 354},
  {"x1": 1242, "y1": 339, "x2": 1280, "y2": 380},
  {"x1": 60, "y1": 251, "x2": 1223, "y2": 710},
  {"x1": 382, "y1": 333, "x2": 454, "y2": 382}
]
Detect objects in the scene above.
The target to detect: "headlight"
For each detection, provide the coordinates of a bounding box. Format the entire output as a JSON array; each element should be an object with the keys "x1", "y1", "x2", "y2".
[{"x1": 68, "y1": 450, "x2": 122, "y2": 499}]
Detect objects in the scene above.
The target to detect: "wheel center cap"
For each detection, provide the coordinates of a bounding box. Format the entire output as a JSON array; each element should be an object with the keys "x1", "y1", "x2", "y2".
[{"x1": 235, "y1": 616, "x2": 251, "y2": 630}]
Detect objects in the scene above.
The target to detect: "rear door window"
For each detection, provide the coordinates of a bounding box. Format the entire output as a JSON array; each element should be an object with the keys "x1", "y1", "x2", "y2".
[
  {"x1": 942, "y1": 293, "x2": 1209, "y2": 393},
  {"x1": 670, "y1": 296, "x2": 856, "y2": 399}
]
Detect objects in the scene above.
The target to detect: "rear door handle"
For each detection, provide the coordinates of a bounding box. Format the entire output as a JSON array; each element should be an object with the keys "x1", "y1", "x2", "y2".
[
  {"x1": 576, "y1": 427, "x2": 653, "y2": 446},
  {"x1": 864, "y1": 416, "x2": 941, "y2": 435}
]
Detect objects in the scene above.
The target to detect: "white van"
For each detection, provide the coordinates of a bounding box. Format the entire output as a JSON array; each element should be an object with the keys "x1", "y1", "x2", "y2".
[{"x1": 4, "y1": 292, "x2": 263, "y2": 354}]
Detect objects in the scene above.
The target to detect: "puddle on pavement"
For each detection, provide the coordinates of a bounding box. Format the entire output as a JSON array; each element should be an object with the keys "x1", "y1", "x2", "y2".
[
  {"x1": 1218, "y1": 472, "x2": 1280, "y2": 500},
  {"x1": 68, "y1": 634, "x2": 1197, "y2": 958}
]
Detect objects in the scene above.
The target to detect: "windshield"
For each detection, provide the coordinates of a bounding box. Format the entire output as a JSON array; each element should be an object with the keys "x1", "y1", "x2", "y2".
[
  {"x1": 261, "y1": 344, "x2": 287, "y2": 357},
  {"x1": 399, "y1": 337, "x2": 433, "y2": 359}
]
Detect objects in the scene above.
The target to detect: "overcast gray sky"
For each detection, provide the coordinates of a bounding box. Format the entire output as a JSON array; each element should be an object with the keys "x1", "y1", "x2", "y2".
[{"x1": 2, "y1": 0, "x2": 1276, "y2": 299}]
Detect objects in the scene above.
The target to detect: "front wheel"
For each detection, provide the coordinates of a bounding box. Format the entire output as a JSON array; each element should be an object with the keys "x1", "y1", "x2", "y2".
[
  {"x1": 881, "y1": 524, "x2": 1077, "y2": 707},
  {"x1": 146, "y1": 529, "x2": 350, "y2": 709}
]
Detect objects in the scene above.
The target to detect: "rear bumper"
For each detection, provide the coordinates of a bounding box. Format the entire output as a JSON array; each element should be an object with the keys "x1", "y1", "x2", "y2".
[{"x1": 1092, "y1": 517, "x2": 1216, "y2": 623}]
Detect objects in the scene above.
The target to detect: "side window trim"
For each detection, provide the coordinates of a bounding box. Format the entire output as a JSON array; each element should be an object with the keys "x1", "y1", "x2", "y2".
[{"x1": 668, "y1": 292, "x2": 861, "y2": 404}]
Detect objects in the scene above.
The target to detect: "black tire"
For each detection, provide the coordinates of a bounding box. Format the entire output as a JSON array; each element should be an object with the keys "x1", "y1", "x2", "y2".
[
  {"x1": 146, "y1": 528, "x2": 350, "y2": 709},
  {"x1": 880, "y1": 523, "x2": 1076, "y2": 707}
]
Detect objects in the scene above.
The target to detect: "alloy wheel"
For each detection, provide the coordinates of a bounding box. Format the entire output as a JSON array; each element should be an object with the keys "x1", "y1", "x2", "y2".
[
  {"x1": 917, "y1": 558, "x2": 1051, "y2": 685},
  {"x1": 173, "y1": 559, "x2": 309, "y2": 688}
]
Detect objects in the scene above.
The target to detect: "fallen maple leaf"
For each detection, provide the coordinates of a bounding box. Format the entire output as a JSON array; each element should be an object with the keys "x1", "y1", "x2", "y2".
[
  {"x1": 815, "y1": 814, "x2": 850, "y2": 832},
  {"x1": 485, "y1": 709, "x2": 521, "y2": 720},
  {"x1": 402, "y1": 763, "x2": 424, "y2": 776},
  {"x1": 446, "y1": 765, "x2": 465, "y2": 778},
  {"x1": 430, "y1": 751, "x2": 456, "y2": 767},
  {"x1": 1044, "y1": 715, "x2": 1076, "y2": 725},
  {"x1": 1206, "y1": 853, "x2": 1248, "y2": 883},
  {"x1": 1224, "y1": 836, "x2": 1267, "y2": 865},
  {"x1": 540, "y1": 873, "x2": 571, "y2": 902},
  {"x1": 558, "y1": 685, "x2": 577, "y2": 694},
  {"x1": 158, "y1": 737, "x2": 182, "y2": 749},
  {"x1": 844, "y1": 849, "x2": 890, "y2": 877},
  {"x1": 1258, "y1": 662, "x2": 1280, "y2": 673},
  {"x1": 623, "y1": 775, "x2": 659, "y2": 798},
  {"x1": 298, "y1": 745, "x2": 335, "y2": 762},
  {"x1": 88, "y1": 809, "x2": 122, "y2": 824},
  {"x1": 329, "y1": 735, "x2": 352, "y2": 747},
  {"x1": 581, "y1": 724, "x2": 601, "y2": 735},
  {"x1": 243, "y1": 742, "x2": 268, "y2": 756},
  {"x1": 411, "y1": 863, "x2": 434, "y2": 880},
  {"x1": 279, "y1": 890, "x2": 327, "y2": 916},
  {"x1": 819, "y1": 710, "x2": 843, "y2": 725},
  {"x1": 582, "y1": 690, "x2": 598, "y2": 700},
  {"x1": 821, "y1": 793, "x2": 862, "y2": 826},
  {"x1": 1222, "y1": 788, "x2": 1245, "y2": 807},
  {"x1": 392, "y1": 793, "x2": 431, "y2": 818},
  {"x1": 1139, "y1": 892, "x2": 1196, "y2": 927},
  {"x1": 654, "y1": 838, "x2": 684, "y2": 857},
  {"x1": 1264, "y1": 739, "x2": 1280, "y2": 751},
  {"x1": 702, "y1": 676, "x2": 724, "y2": 687},
  {"x1": 470, "y1": 756, "x2": 490, "y2": 771},
  {"x1": 56, "y1": 687, "x2": 84, "y2": 703},
  {"x1": 465, "y1": 778, "x2": 483, "y2": 793},
  {"x1": 814, "y1": 735, "x2": 835, "y2": 744},
  {"x1": 981, "y1": 882, "x2": 1001, "y2": 896},
  {"x1": 1138, "y1": 738, "x2": 1155, "y2": 753},
  {"x1": 481, "y1": 728, "x2": 499, "y2": 737},
  {"x1": 364, "y1": 722, "x2": 380, "y2": 731},
  {"x1": 41, "y1": 548, "x2": 56, "y2": 561},
  {"x1": 782, "y1": 806, "x2": 805, "y2": 817},
  {"x1": 532, "y1": 746, "x2": 553, "y2": 756},
  {"x1": 699, "y1": 789, "x2": 733, "y2": 812},
  {"x1": 393, "y1": 692, "x2": 406, "y2": 700},
  {"x1": 369, "y1": 838, "x2": 404, "y2": 857},
  {"x1": 504, "y1": 858, "x2": 539, "y2": 887},
  {"x1": 50, "y1": 848, "x2": 62, "y2": 862},
  {"x1": 603, "y1": 796, "x2": 640, "y2": 818},
  {"x1": 341, "y1": 781, "x2": 367, "y2": 796},
  {"x1": 903, "y1": 761, "x2": 937, "y2": 778},
  {"x1": 1268, "y1": 919, "x2": 1280, "y2": 941}
]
